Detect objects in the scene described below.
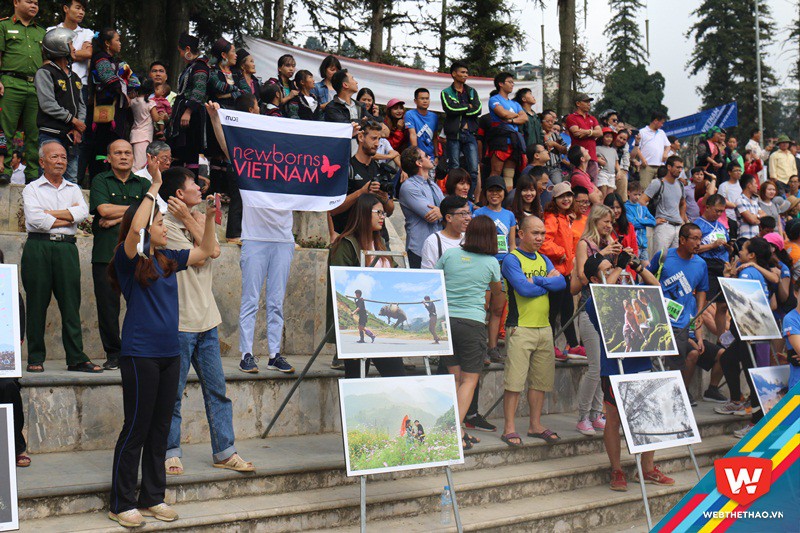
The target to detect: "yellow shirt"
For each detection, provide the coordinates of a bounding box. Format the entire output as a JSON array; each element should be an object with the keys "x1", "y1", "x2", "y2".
[
  {"x1": 768, "y1": 151, "x2": 798, "y2": 184},
  {"x1": 507, "y1": 249, "x2": 551, "y2": 328}
]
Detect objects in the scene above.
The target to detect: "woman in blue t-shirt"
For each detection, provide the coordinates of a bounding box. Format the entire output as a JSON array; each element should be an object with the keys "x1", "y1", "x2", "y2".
[{"x1": 106, "y1": 164, "x2": 219, "y2": 528}]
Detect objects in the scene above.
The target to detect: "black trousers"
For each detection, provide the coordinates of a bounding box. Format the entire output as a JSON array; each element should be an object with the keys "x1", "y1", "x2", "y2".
[
  {"x1": 0, "y1": 379, "x2": 25, "y2": 455},
  {"x1": 407, "y1": 250, "x2": 422, "y2": 269},
  {"x1": 344, "y1": 357, "x2": 406, "y2": 379},
  {"x1": 549, "y1": 279, "x2": 578, "y2": 347},
  {"x1": 110, "y1": 356, "x2": 180, "y2": 513},
  {"x1": 225, "y1": 166, "x2": 242, "y2": 240},
  {"x1": 92, "y1": 263, "x2": 121, "y2": 359},
  {"x1": 720, "y1": 338, "x2": 764, "y2": 424}
]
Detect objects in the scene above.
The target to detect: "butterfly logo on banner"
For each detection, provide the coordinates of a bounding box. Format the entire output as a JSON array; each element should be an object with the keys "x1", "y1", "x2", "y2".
[{"x1": 322, "y1": 156, "x2": 341, "y2": 179}]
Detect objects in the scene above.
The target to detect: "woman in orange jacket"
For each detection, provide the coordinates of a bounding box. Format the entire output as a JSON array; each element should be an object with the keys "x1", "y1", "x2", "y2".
[{"x1": 541, "y1": 182, "x2": 580, "y2": 354}]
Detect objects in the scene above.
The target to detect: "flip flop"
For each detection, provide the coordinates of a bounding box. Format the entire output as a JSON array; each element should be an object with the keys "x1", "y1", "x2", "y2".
[
  {"x1": 501, "y1": 433, "x2": 523, "y2": 447},
  {"x1": 67, "y1": 361, "x2": 103, "y2": 373},
  {"x1": 461, "y1": 434, "x2": 473, "y2": 451},
  {"x1": 213, "y1": 453, "x2": 255, "y2": 473},
  {"x1": 15, "y1": 454, "x2": 30, "y2": 467},
  {"x1": 528, "y1": 429, "x2": 561, "y2": 445},
  {"x1": 26, "y1": 364, "x2": 43, "y2": 373}
]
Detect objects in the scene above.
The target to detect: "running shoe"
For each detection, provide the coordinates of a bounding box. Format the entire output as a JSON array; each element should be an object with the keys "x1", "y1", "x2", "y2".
[
  {"x1": 639, "y1": 465, "x2": 675, "y2": 486},
  {"x1": 567, "y1": 345, "x2": 587, "y2": 358},
  {"x1": 703, "y1": 386, "x2": 728, "y2": 403},
  {"x1": 576, "y1": 418, "x2": 596, "y2": 436},
  {"x1": 267, "y1": 354, "x2": 295, "y2": 374},
  {"x1": 555, "y1": 347, "x2": 569, "y2": 363},
  {"x1": 733, "y1": 423, "x2": 755, "y2": 439},
  {"x1": 714, "y1": 401, "x2": 744, "y2": 415},
  {"x1": 591, "y1": 415, "x2": 606, "y2": 431},
  {"x1": 239, "y1": 353, "x2": 259, "y2": 373},
  {"x1": 610, "y1": 469, "x2": 628, "y2": 491},
  {"x1": 733, "y1": 400, "x2": 760, "y2": 416},
  {"x1": 464, "y1": 413, "x2": 497, "y2": 432}
]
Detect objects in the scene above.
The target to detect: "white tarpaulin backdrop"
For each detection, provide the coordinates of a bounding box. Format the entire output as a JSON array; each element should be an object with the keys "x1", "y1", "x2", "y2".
[{"x1": 243, "y1": 37, "x2": 543, "y2": 114}]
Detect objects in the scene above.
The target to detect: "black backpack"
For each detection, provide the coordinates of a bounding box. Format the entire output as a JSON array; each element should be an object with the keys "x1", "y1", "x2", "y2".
[{"x1": 647, "y1": 178, "x2": 684, "y2": 217}]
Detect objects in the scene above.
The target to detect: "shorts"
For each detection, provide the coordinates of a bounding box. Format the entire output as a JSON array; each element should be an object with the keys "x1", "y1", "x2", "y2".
[
  {"x1": 490, "y1": 146, "x2": 513, "y2": 162},
  {"x1": 601, "y1": 376, "x2": 616, "y2": 407},
  {"x1": 596, "y1": 171, "x2": 616, "y2": 189},
  {"x1": 665, "y1": 327, "x2": 689, "y2": 370},
  {"x1": 694, "y1": 341, "x2": 723, "y2": 372},
  {"x1": 442, "y1": 317, "x2": 486, "y2": 374},
  {"x1": 704, "y1": 259, "x2": 726, "y2": 302},
  {"x1": 504, "y1": 326, "x2": 554, "y2": 392}
]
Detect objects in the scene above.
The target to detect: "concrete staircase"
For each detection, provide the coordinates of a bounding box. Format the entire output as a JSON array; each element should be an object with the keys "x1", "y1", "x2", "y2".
[{"x1": 14, "y1": 357, "x2": 744, "y2": 532}]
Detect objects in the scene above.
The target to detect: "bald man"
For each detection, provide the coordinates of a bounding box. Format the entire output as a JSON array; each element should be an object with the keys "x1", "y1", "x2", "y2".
[
  {"x1": 499, "y1": 216, "x2": 566, "y2": 446},
  {"x1": 89, "y1": 140, "x2": 152, "y2": 370}
]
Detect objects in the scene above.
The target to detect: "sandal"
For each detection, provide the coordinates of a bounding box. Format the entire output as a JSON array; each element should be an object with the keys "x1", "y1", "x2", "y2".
[
  {"x1": 467, "y1": 434, "x2": 480, "y2": 444},
  {"x1": 501, "y1": 432, "x2": 524, "y2": 447},
  {"x1": 461, "y1": 434, "x2": 473, "y2": 451},
  {"x1": 67, "y1": 361, "x2": 103, "y2": 373},
  {"x1": 213, "y1": 453, "x2": 255, "y2": 472},
  {"x1": 15, "y1": 454, "x2": 30, "y2": 467},
  {"x1": 26, "y1": 364, "x2": 43, "y2": 373},
  {"x1": 165, "y1": 456, "x2": 184, "y2": 475},
  {"x1": 528, "y1": 428, "x2": 561, "y2": 445}
]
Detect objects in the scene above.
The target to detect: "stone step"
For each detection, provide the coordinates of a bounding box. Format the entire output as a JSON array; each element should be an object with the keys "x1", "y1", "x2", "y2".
[
  {"x1": 17, "y1": 404, "x2": 741, "y2": 523},
  {"x1": 20, "y1": 358, "x2": 591, "y2": 454}
]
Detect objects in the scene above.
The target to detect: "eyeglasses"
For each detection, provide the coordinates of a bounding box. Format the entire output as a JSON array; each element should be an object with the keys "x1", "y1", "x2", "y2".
[
  {"x1": 372, "y1": 210, "x2": 386, "y2": 217},
  {"x1": 576, "y1": 198, "x2": 591, "y2": 204},
  {"x1": 450, "y1": 211, "x2": 472, "y2": 217}
]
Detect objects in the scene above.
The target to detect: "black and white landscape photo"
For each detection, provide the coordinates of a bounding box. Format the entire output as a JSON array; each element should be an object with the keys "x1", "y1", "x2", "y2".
[
  {"x1": 610, "y1": 371, "x2": 701, "y2": 454},
  {"x1": 0, "y1": 406, "x2": 18, "y2": 531},
  {"x1": 0, "y1": 265, "x2": 21, "y2": 378},
  {"x1": 719, "y1": 278, "x2": 781, "y2": 341}
]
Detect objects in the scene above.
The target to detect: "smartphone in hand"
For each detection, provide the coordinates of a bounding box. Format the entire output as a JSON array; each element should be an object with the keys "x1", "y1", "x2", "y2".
[{"x1": 214, "y1": 193, "x2": 222, "y2": 225}]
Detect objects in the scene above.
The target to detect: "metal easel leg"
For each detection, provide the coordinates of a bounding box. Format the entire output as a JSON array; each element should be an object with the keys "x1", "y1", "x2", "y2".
[
  {"x1": 687, "y1": 445, "x2": 702, "y2": 480},
  {"x1": 424, "y1": 356, "x2": 432, "y2": 376},
  {"x1": 635, "y1": 453, "x2": 653, "y2": 530},
  {"x1": 360, "y1": 475, "x2": 367, "y2": 533},
  {"x1": 745, "y1": 341, "x2": 758, "y2": 369},
  {"x1": 445, "y1": 466, "x2": 463, "y2": 533}
]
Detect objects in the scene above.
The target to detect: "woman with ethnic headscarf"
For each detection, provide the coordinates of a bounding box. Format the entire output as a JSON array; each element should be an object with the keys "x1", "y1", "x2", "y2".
[
  {"x1": 233, "y1": 48, "x2": 262, "y2": 106},
  {"x1": 207, "y1": 38, "x2": 250, "y2": 111}
]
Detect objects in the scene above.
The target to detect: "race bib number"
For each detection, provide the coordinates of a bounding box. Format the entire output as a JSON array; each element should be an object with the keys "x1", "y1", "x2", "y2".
[
  {"x1": 497, "y1": 234, "x2": 508, "y2": 254},
  {"x1": 664, "y1": 298, "x2": 684, "y2": 321},
  {"x1": 710, "y1": 231, "x2": 726, "y2": 242}
]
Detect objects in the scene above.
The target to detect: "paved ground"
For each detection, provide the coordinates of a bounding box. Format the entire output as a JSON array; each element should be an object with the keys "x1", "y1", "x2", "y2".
[{"x1": 336, "y1": 330, "x2": 450, "y2": 356}]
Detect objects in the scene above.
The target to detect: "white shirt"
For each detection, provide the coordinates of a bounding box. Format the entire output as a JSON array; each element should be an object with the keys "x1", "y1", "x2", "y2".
[
  {"x1": 242, "y1": 206, "x2": 294, "y2": 243},
  {"x1": 133, "y1": 167, "x2": 168, "y2": 214},
  {"x1": 718, "y1": 180, "x2": 743, "y2": 221},
  {"x1": 23, "y1": 176, "x2": 88, "y2": 234},
  {"x1": 421, "y1": 231, "x2": 463, "y2": 269},
  {"x1": 49, "y1": 23, "x2": 94, "y2": 86},
  {"x1": 639, "y1": 126, "x2": 671, "y2": 166},
  {"x1": 10, "y1": 163, "x2": 26, "y2": 185}
]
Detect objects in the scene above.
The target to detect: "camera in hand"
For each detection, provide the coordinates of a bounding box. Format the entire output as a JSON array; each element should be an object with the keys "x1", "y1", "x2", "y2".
[
  {"x1": 616, "y1": 251, "x2": 631, "y2": 269},
  {"x1": 372, "y1": 162, "x2": 396, "y2": 194}
]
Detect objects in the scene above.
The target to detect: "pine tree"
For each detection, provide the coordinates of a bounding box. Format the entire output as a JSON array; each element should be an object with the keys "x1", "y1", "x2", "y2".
[
  {"x1": 449, "y1": 0, "x2": 524, "y2": 76},
  {"x1": 687, "y1": 0, "x2": 776, "y2": 136},
  {"x1": 605, "y1": 0, "x2": 647, "y2": 71}
]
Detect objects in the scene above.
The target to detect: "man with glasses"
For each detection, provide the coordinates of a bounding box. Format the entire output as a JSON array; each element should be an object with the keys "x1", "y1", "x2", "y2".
[
  {"x1": 399, "y1": 146, "x2": 444, "y2": 268},
  {"x1": 134, "y1": 140, "x2": 172, "y2": 213},
  {"x1": 421, "y1": 195, "x2": 471, "y2": 269},
  {"x1": 695, "y1": 194, "x2": 731, "y2": 353},
  {"x1": 90, "y1": 139, "x2": 151, "y2": 370}
]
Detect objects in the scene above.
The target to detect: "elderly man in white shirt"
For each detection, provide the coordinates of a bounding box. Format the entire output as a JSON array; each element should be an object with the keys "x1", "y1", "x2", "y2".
[{"x1": 21, "y1": 140, "x2": 101, "y2": 373}]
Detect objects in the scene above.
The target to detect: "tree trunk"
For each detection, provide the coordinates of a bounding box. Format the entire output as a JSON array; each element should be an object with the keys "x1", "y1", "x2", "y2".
[
  {"x1": 557, "y1": 0, "x2": 576, "y2": 117},
  {"x1": 439, "y1": 0, "x2": 447, "y2": 72},
  {"x1": 368, "y1": 0, "x2": 385, "y2": 62},
  {"x1": 138, "y1": 0, "x2": 166, "y2": 73},
  {"x1": 273, "y1": 0, "x2": 285, "y2": 42},
  {"x1": 263, "y1": 0, "x2": 273, "y2": 39},
  {"x1": 165, "y1": 0, "x2": 190, "y2": 86}
]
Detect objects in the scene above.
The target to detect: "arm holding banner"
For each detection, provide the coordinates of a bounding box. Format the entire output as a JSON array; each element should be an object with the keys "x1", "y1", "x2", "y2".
[{"x1": 205, "y1": 102, "x2": 230, "y2": 161}]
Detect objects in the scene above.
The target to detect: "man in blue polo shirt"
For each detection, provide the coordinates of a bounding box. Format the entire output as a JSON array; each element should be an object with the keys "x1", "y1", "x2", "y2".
[
  {"x1": 405, "y1": 88, "x2": 438, "y2": 161},
  {"x1": 694, "y1": 193, "x2": 730, "y2": 347}
]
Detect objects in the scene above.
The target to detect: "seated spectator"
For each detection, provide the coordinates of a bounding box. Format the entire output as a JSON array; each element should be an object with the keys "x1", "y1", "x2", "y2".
[
  {"x1": 444, "y1": 168, "x2": 475, "y2": 212},
  {"x1": 260, "y1": 83, "x2": 283, "y2": 117},
  {"x1": 22, "y1": 141, "x2": 99, "y2": 373},
  {"x1": 603, "y1": 192, "x2": 639, "y2": 261},
  {"x1": 568, "y1": 144, "x2": 602, "y2": 204},
  {"x1": 758, "y1": 181, "x2": 784, "y2": 237},
  {"x1": 736, "y1": 172, "x2": 762, "y2": 241},
  {"x1": 421, "y1": 195, "x2": 470, "y2": 269},
  {"x1": 500, "y1": 216, "x2": 566, "y2": 447},
  {"x1": 571, "y1": 185, "x2": 591, "y2": 247},
  {"x1": 36, "y1": 27, "x2": 86, "y2": 183},
  {"x1": 398, "y1": 146, "x2": 444, "y2": 268},
  {"x1": 311, "y1": 54, "x2": 341, "y2": 111},
  {"x1": 509, "y1": 174, "x2": 542, "y2": 226},
  {"x1": 759, "y1": 216, "x2": 777, "y2": 237},
  {"x1": 384, "y1": 98, "x2": 408, "y2": 152},
  {"x1": 357, "y1": 88, "x2": 381, "y2": 121},
  {"x1": 475, "y1": 175, "x2": 517, "y2": 260}
]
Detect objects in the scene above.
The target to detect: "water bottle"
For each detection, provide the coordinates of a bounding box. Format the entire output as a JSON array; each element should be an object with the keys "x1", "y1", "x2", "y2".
[{"x1": 440, "y1": 486, "x2": 452, "y2": 525}]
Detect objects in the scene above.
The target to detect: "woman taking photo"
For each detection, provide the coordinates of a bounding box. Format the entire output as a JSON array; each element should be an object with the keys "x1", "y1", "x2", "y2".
[
  {"x1": 436, "y1": 215, "x2": 505, "y2": 451},
  {"x1": 604, "y1": 192, "x2": 639, "y2": 258},
  {"x1": 311, "y1": 54, "x2": 341, "y2": 111},
  {"x1": 327, "y1": 194, "x2": 405, "y2": 378},
  {"x1": 357, "y1": 88, "x2": 381, "y2": 121},
  {"x1": 107, "y1": 161, "x2": 218, "y2": 528}
]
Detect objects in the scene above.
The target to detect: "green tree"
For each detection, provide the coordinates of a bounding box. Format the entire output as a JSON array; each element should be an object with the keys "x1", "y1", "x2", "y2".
[
  {"x1": 449, "y1": 0, "x2": 524, "y2": 76},
  {"x1": 594, "y1": 64, "x2": 668, "y2": 127},
  {"x1": 687, "y1": 0, "x2": 777, "y2": 136},
  {"x1": 605, "y1": 0, "x2": 647, "y2": 71}
]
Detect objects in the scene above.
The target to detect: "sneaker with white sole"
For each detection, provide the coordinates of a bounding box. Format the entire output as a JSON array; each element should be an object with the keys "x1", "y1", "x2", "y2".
[
  {"x1": 733, "y1": 423, "x2": 755, "y2": 439},
  {"x1": 239, "y1": 353, "x2": 259, "y2": 373},
  {"x1": 733, "y1": 400, "x2": 760, "y2": 416},
  {"x1": 703, "y1": 386, "x2": 728, "y2": 403},
  {"x1": 108, "y1": 509, "x2": 146, "y2": 528},
  {"x1": 267, "y1": 353, "x2": 295, "y2": 374},
  {"x1": 591, "y1": 415, "x2": 606, "y2": 431},
  {"x1": 139, "y1": 503, "x2": 178, "y2": 522},
  {"x1": 576, "y1": 418, "x2": 596, "y2": 436},
  {"x1": 464, "y1": 413, "x2": 497, "y2": 432},
  {"x1": 715, "y1": 400, "x2": 744, "y2": 415}
]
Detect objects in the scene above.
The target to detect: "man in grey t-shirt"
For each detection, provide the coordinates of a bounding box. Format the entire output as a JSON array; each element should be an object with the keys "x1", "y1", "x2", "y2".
[{"x1": 640, "y1": 155, "x2": 687, "y2": 255}]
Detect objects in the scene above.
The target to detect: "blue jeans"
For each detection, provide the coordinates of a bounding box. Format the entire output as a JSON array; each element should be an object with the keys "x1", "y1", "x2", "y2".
[
  {"x1": 166, "y1": 328, "x2": 236, "y2": 463},
  {"x1": 39, "y1": 131, "x2": 78, "y2": 183},
  {"x1": 446, "y1": 130, "x2": 479, "y2": 196}
]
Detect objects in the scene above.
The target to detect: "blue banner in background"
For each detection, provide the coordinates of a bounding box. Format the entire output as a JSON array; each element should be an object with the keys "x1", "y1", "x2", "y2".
[{"x1": 661, "y1": 102, "x2": 739, "y2": 139}]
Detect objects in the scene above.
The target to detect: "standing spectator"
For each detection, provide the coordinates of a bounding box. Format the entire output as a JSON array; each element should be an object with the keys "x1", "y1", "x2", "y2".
[
  {"x1": 637, "y1": 112, "x2": 671, "y2": 190},
  {"x1": 207, "y1": 38, "x2": 249, "y2": 111},
  {"x1": 514, "y1": 87, "x2": 543, "y2": 148},
  {"x1": 421, "y1": 195, "x2": 470, "y2": 269},
  {"x1": 508, "y1": 173, "x2": 542, "y2": 225},
  {"x1": 624, "y1": 181, "x2": 656, "y2": 263},
  {"x1": 8, "y1": 150, "x2": 25, "y2": 185},
  {"x1": 640, "y1": 155, "x2": 687, "y2": 253},
  {"x1": 500, "y1": 216, "x2": 566, "y2": 446},
  {"x1": 35, "y1": 27, "x2": 85, "y2": 183},
  {"x1": 695, "y1": 194, "x2": 730, "y2": 338},
  {"x1": 613, "y1": 129, "x2": 631, "y2": 201},
  {"x1": 745, "y1": 129, "x2": 772, "y2": 173},
  {"x1": 134, "y1": 141, "x2": 170, "y2": 214},
  {"x1": 130, "y1": 79, "x2": 167, "y2": 171},
  {"x1": 266, "y1": 54, "x2": 298, "y2": 115},
  {"x1": 436, "y1": 216, "x2": 505, "y2": 450},
  {"x1": 683, "y1": 167, "x2": 706, "y2": 222},
  {"x1": 311, "y1": 54, "x2": 341, "y2": 111},
  {"x1": 106, "y1": 162, "x2": 218, "y2": 528},
  {"x1": 697, "y1": 127, "x2": 725, "y2": 180},
  {"x1": 159, "y1": 167, "x2": 254, "y2": 476},
  {"x1": 384, "y1": 98, "x2": 407, "y2": 152},
  {"x1": 441, "y1": 61, "x2": 481, "y2": 196},
  {"x1": 0, "y1": 0, "x2": 46, "y2": 183},
  {"x1": 487, "y1": 72, "x2": 527, "y2": 189},
  {"x1": 744, "y1": 148, "x2": 764, "y2": 177},
  {"x1": 769, "y1": 135, "x2": 798, "y2": 189},
  {"x1": 233, "y1": 49, "x2": 260, "y2": 105},
  {"x1": 595, "y1": 128, "x2": 619, "y2": 197},
  {"x1": 22, "y1": 141, "x2": 99, "y2": 373},
  {"x1": 718, "y1": 162, "x2": 743, "y2": 239},
  {"x1": 399, "y1": 146, "x2": 444, "y2": 268},
  {"x1": 323, "y1": 69, "x2": 370, "y2": 154},
  {"x1": 91, "y1": 139, "x2": 150, "y2": 370},
  {"x1": 168, "y1": 32, "x2": 209, "y2": 174},
  {"x1": 292, "y1": 70, "x2": 319, "y2": 121},
  {"x1": 736, "y1": 173, "x2": 763, "y2": 240},
  {"x1": 758, "y1": 181, "x2": 784, "y2": 237},
  {"x1": 542, "y1": 110, "x2": 567, "y2": 185},
  {"x1": 567, "y1": 145, "x2": 602, "y2": 204},
  {"x1": 565, "y1": 93, "x2": 602, "y2": 182},
  {"x1": 723, "y1": 136, "x2": 744, "y2": 174},
  {"x1": 405, "y1": 88, "x2": 438, "y2": 160},
  {"x1": 148, "y1": 61, "x2": 177, "y2": 104}
]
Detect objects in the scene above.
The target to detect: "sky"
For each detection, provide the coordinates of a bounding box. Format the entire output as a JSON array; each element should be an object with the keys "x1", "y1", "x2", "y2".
[{"x1": 289, "y1": 0, "x2": 798, "y2": 119}]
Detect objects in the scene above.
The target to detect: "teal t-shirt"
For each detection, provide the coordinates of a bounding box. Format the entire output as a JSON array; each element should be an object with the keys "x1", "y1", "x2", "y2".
[{"x1": 435, "y1": 247, "x2": 502, "y2": 323}]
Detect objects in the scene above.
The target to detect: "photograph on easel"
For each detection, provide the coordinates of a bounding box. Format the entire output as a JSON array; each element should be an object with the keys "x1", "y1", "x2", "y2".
[
  {"x1": 0, "y1": 265, "x2": 21, "y2": 378},
  {"x1": 611, "y1": 371, "x2": 701, "y2": 454},
  {"x1": 748, "y1": 366, "x2": 791, "y2": 416},
  {"x1": 338, "y1": 375, "x2": 465, "y2": 477},
  {"x1": 719, "y1": 278, "x2": 781, "y2": 341},
  {"x1": 590, "y1": 284, "x2": 678, "y2": 358},
  {"x1": 330, "y1": 267, "x2": 454, "y2": 359},
  {"x1": 0, "y1": 405, "x2": 18, "y2": 531}
]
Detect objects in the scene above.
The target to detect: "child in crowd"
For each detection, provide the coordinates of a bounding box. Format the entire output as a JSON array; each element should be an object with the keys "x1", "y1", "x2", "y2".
[
  {"x1": 595, "y1": 128, "x2": 619, "y2": 197},
  {"x1": 624, "y1": 181, "x2": 656, "y2": 263},
  {"x1": 151, "y1": 83, "x2": 172, "y2": 138},
  {"x1": 129, "y1": 79, "x2": 168, "y2": 171}
]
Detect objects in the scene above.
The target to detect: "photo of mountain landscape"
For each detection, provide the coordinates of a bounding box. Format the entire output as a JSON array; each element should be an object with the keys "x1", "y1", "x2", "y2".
[
  {"x1": 0, "y1": 266, "x2": 20, "y2": 378},
  {"x1": 749, "y1": 366, "x2": 791, "y2": 415},
  {"x1": 720, "y1": 278, "x2": 781, "y2": 341},
  {"x1": 338, "y1": 375, "x2": 464, "y2": 476}
]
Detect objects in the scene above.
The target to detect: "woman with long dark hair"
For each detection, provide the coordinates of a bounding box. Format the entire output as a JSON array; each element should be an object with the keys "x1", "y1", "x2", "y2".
[
  {"x1": 357, "y1": 88, "x2": 381, "y2": 120},
  {"x1": 207, "y1": 38, "x2": 250, "y2": 111},
  {"x1": 106, "y1": 162, "x2": 218, "y2": 528},
  {"x1": 603, "y1": 192, "x2": 639, "y2": 258},
  {"x1": 292, "y1": 70, "x2": 319, "y2": 120},
  {"x1": 509, "y1": 173, "x2": 543, "y2": 224},
  {"x1": 311, "y1": 54, "x2": 341, "y2": 111},
  {"x1": 327, "y1": 194, "x2": 406, "y2": 378}
]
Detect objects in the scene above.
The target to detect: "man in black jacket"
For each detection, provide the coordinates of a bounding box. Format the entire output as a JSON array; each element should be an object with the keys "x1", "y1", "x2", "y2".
[
  {"x1": 324, "y1": 68, "x2": 372, "y2": 155},
  {"x1": 34, "y1": 27, "x2": 85, "y2": 184},
  {"x1": 440, "y1": 62, "x2": 481, "y2": 197}
]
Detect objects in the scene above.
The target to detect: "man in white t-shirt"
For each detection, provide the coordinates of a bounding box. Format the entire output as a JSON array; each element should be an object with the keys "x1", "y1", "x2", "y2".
[
  {"x1": 638, "y1": 112, "x2": 671, "y2": 190},
  {"x1": 421, "y1": 195, "x2": 470, "y2": 269},
  {"x1": 48, "y1": 1, "x2": 93, "y2": 88}
]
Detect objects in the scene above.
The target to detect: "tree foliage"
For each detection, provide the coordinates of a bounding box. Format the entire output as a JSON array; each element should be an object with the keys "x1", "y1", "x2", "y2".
[
  {"x1": 448, "y1": 0, "x2": 524, "y2": 76},
  {"x1": 594, "y1": 65, "x2": 668, "y2": 127},
  {"x1": 687, "y1": 0, "x2": 777, "y2": 136},
  {"x1": 605, "y1": 0, "x2": 647, "y2": 71}
]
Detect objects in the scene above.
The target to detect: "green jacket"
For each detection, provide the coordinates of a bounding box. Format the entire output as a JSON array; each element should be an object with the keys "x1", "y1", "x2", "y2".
[
  {"x1": 440, "y1": 83, "x2": 481, "y2": 139},
  {"x1": 0, "y1": 16, "x2": 45, "y2": 76},
  {"x1": 90, "y1": 171, "x2": 150, "y2": 264}
]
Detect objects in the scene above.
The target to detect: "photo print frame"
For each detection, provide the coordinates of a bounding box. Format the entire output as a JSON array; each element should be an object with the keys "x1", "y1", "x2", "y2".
[
  {"x1": 748, "y1": 366, "x2": 791, "y2": 416},
  {"x1": 0, "y1": 405, "x2": 18, "y2": 531},
  {"x1": 0, "y1": 265, "x2": 21, "y2": 378},
  {"x1": 719, "y1": 278, "x2": 781, "y2": 341}
]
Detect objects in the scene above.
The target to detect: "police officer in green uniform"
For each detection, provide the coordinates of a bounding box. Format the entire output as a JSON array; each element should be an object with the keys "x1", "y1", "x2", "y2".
[{"x1": 0, "y1": 0, "x2": 45, "y2": 183}]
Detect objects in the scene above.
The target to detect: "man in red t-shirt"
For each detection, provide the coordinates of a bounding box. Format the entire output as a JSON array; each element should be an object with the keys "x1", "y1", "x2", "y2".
[
  {"x1": 568, "y1": 144, "x2": 602, "y2": 204},
  {"x1": 565, "y1": 93, "x2": 602, "y2": 181}
]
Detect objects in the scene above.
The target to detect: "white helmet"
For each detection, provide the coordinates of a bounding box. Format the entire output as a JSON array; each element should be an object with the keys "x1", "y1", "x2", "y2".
[{"x1": 42, "y1": 27, "x2": 75, "y2": 60}]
